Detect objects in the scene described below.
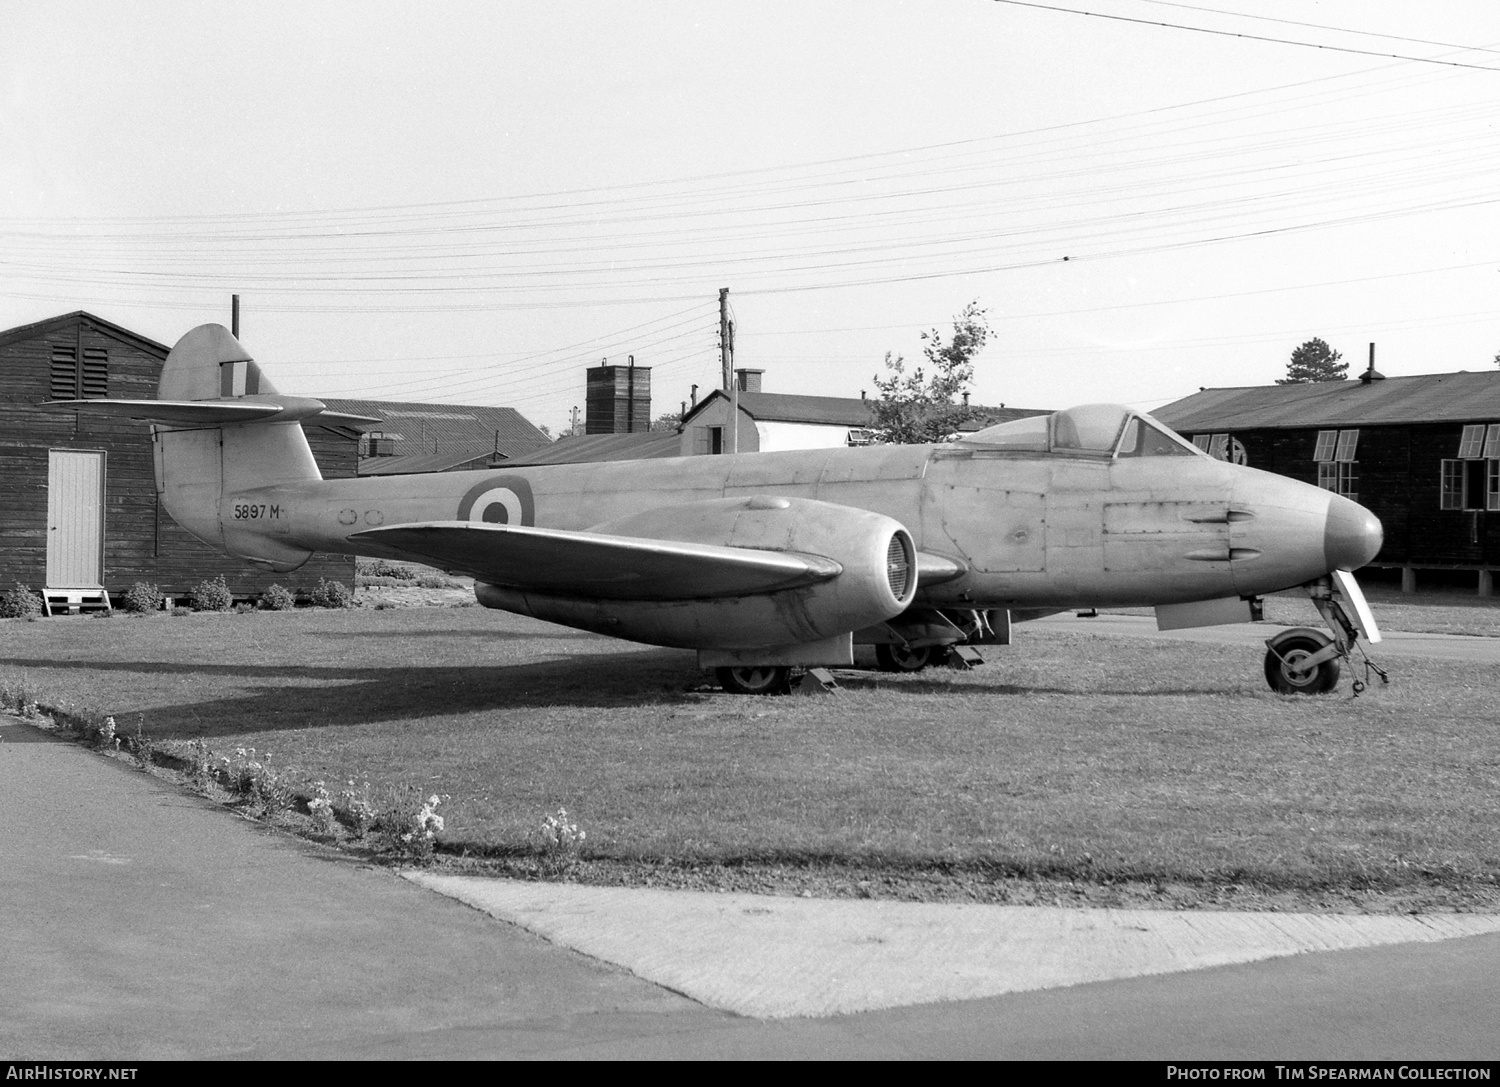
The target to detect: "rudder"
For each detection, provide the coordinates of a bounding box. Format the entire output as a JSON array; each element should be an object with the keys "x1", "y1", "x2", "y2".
[{"x1": 154, "y1": 325, "x2": 321, "y2": 570}]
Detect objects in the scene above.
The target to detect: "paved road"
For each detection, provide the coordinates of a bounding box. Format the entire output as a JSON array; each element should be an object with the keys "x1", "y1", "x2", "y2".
[{"x1": 4, "y1": 713, "x2": 1498, "y2": 1060}]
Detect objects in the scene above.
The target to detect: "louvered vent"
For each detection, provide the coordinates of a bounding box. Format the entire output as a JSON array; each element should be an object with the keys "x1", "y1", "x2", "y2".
[
  {"x1": 81, "y1": 347, "x2": 108, "y2": 398},
  {"x1": 885, "y1": 534, "x2": 911, "y2": 599},
  {"x1": 50, "y1": 346, "x2": 77, "y2": 399}
]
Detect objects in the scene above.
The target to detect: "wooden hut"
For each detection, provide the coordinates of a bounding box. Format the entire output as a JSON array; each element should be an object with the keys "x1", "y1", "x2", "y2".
[{"x1": 0, "y1": 312, "x2": 357, "y2": 610}]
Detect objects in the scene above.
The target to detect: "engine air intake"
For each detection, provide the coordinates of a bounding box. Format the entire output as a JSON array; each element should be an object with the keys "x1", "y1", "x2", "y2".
[{"x1": 886, "y1": 533, "x2": 912, "y2": 599}]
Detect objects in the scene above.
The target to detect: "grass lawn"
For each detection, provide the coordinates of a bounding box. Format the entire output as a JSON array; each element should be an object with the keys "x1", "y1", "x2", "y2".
[
  {"x1": 1105, "y1": 586, "x2": 1500, "y2": 637},
  {"x1": 2, "y1": 603, "x2": 1497, "y2": 911}
]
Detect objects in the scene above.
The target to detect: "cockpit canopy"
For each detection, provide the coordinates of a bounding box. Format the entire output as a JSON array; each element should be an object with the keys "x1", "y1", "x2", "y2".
[{"x1": 958, "y1": 404, "x2": 1200, "y2": 459}]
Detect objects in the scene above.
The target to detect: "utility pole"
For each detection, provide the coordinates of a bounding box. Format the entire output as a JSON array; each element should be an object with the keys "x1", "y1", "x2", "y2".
[
  {"x1": 719, "y1": 288, "x2": 732, "y2": 391},
  {"x1": 719, "y1": 287, "x2": 737, "y2": 454}
]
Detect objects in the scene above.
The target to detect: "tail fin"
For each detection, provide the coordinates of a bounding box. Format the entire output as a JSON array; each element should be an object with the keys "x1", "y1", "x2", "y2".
[
  {"x1": 154, "y1": 325, "x2": 322, "y2": 570},
  {"x1": 158, "y1": 323, "x2": 279, "y2": 400}
]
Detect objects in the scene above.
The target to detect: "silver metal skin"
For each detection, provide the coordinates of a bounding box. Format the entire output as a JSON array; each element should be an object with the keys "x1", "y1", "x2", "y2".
[{"x1": 51, "y1": 326, "x2": 1386, "y2": 691}]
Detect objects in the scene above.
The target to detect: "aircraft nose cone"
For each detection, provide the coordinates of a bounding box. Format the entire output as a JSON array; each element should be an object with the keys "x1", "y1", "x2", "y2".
[{"x1": 1324, "y1": 494, "x2": 1383, "y2": 571}]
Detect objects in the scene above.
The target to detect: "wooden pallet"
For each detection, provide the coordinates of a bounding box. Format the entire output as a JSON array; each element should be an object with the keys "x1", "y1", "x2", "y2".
[{"x1": 42, "y1": 589, "x2": 113, "y2": 616}]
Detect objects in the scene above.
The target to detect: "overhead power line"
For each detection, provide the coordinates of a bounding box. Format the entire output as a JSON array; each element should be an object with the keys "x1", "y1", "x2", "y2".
[{"x1": 991, "y1": 0, "x2": 1500, "y2": 72}]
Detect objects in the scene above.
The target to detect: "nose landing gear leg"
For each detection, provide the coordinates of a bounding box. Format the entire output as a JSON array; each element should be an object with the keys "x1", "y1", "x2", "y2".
[{"x1": 1263, "y1": 573, "x2": 1389, "y2": 695}]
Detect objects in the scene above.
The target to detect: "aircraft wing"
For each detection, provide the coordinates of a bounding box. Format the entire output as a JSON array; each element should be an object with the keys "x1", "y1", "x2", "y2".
[{"x1": 350, "y1": 520, "x2": 843, "y2": 600}]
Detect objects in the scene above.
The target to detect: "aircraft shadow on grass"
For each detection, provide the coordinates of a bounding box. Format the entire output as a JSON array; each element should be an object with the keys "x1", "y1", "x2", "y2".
[
  {"x1": 4, "y1": 649, "x2": 1245, "y2": 740},
  {"x1": 1, "y1": 649, "x2": 703, "y2": 737}
]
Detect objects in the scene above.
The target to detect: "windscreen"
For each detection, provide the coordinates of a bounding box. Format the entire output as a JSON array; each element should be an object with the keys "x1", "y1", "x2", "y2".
[{"x1": 960, "y1": 405, "x2": 1204, "y2": 458}]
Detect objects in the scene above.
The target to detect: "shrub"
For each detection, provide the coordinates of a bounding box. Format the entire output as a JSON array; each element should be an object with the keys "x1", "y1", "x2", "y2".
[
  {"x1": 334, "y1": 780, "x2": 378, "y2": 837},
  {"x1": 189, "y1": 576, "x2": 233, "y2": 612},
  {"x1": 118, "y1": 582, "x2": 163, "y2": 613},
  {"x1": 374, "y1": 784, "x2": 447, "y2": 859},
  {"x1": 0, "y1": 583, "x2": 43, "y2": 619},
  {"x1": 309, "y1": 578, "x2": 353, "y2": 609},
  {"x1": 307, "y1": 781, "x2": 337, "y2": 834},
  {"x1": 259, "y1": 584, "x2": 296, "y2": 611},
  {"x1": 359, "y1": 560, "x2": 418, "y2": 581},
  {"x1": 537, "y1": 807, "x2": 587, "y2": 874}
]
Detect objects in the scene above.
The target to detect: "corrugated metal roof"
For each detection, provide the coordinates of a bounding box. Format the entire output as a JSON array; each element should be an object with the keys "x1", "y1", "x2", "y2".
[
  {"x1": 320, "y1": 397, "x2": 551, "y2": 460},
  {"x1": 1153, "y1": 371, "x2": 1500, "y2": 432},
  {"x1": 358, "y1": 449, "x2": 500, "y2": 476},
  {"x1": 959, "y1": 406, "x2": 1053, "y2": 430},
  {"x1": 504, "y1": 430, "x2": 683, "y2": 466},
  {"x1": 682, "y1": 389, "x2": 1051, "y2": 429},
  {"x1": 728, "y1": 390, "x2": 875, "y2": 426}
]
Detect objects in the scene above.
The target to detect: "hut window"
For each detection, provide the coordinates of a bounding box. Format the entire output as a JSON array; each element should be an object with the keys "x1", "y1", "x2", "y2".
[
  {"x1": 1445, "y1": 423, "x2": 1500, "y2": 511},
  {"x1": 1314, "y1": 429, "x2": 1358, "y2": 500},
  {"x1": 1318, "y1": 462, "x2": 1357, "y2": 502},
  {"x1": 1483, "y1": 424, "x2": 1500, "y2": 460},
  {"x1": 1441, "y1": 461, "x2": 1464, "y2": 510},
  {"x1": 1457, "y1": 425, "x2": 1486, "y2": 459},
  {"x1": 1441, "y1": 459, "x2": 1490, "y2": 512},
  {"x1": 1191, "y1": 433, "x2": 1245, "y2": 464}
]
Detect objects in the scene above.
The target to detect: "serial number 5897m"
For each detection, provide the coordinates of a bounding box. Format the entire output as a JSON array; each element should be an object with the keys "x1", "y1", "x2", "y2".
[{"x1": 232, "y1": 503, "x2": 281, "y2": 520}]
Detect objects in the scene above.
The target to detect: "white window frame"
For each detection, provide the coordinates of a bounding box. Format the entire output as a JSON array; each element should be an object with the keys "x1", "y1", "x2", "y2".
[
  {"x1": 1318, "y1": 461, "x2": 1357, "y2": 502},
  {"x1": 1441, "y1": 459, "x2": 1465, "y2": 510},
  {"x1": 1314, "y1": 429, "x2": 1358, "y2": 498},
  {"x1": 1483, "y1": 424, "x2": 1500, "y2": 460},
  {"x1": 1457, "y1": 424, "x2": 1486, "y2": 459}
]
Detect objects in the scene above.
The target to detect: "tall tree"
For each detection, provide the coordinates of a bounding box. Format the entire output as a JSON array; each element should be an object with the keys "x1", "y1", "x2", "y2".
[
  {"x1": 871, "y1": 302, "x2": 989, "y2": 443},
  {"x1": 651, "y1": 410, "x2": 683, "y2": 432},
  {"x1": 1278, "y1": 338, "x2": 1347, "y2": 384}
]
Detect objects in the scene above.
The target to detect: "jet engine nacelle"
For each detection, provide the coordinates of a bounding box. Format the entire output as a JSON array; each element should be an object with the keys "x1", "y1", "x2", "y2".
[{"x1": 474, "y1": 495, "x2": 917, "y2": 649}]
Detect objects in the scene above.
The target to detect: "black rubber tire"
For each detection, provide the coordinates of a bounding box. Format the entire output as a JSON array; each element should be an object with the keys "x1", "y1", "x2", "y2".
[
  {"x1": 716, "y1": 665, "x2": 793, "y2": 695},
  {"x1": 874, "y1": 644, "x2": 941, "y2": 673},
  {"x1": 1264, "y1": 634, "x2": 1341, "y2": 695}
]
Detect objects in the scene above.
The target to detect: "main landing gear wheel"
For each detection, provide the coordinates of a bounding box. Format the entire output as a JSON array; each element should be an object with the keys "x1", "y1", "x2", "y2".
[
  {"x1": 874, "y1": 644, "x2": 945, "y2": 673},
  {"x1": 1264, "y1": 632, "x2": 1341, "y2": 695},
  {"x1": 716, "y1": 665, "x2": 793, "y2": 695}
]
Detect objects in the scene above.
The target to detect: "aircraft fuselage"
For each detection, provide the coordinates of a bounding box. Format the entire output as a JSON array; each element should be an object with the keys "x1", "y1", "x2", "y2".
[{"x1": 214, "y1": 438, "x2": 1371, "y2": 612}]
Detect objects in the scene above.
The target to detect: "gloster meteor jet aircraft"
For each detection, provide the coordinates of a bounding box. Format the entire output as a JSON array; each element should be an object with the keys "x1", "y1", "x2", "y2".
[{"x1": 51, "y1": 325, "x2": 1386, "y2": 695}]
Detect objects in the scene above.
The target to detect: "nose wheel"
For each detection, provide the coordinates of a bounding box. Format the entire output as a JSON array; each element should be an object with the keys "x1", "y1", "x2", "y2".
[
  {"x1": 1264, "y1": 630, "x2": 1341, "y2": 694},
  {"x1": 1263, "y1": 572, "x2": 1389, "y2": 696}
]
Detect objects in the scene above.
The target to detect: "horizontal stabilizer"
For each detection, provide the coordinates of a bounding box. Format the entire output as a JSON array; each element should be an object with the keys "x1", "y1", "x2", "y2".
[
  {"x1": 351, "y1": 521, "x2": 842, "y2": 600},
  {"x1": 43, "y1": 397, "x2": 382, "y2": 428},
  {"x1": 316, "y1": 410, "x2": 385, "y2": 427}
]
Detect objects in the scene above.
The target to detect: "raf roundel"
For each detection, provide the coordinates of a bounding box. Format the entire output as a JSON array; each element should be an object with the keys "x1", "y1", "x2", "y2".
[{"x1": 456, "y1": 475, "x2": 535, "y2": 527}]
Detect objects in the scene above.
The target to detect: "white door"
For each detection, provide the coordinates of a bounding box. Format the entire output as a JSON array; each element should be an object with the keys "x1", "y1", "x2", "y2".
[{"x1": 47, "y1": 450, "x2": 106, "y2": 588}]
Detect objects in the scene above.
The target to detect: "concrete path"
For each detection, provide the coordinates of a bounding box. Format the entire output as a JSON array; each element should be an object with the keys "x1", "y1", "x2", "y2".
[
  {"x1": 410, "y1": 875, "x2": 1500, "y2": 1019},
  {"x1": 0, "y1": 716, "x2": 711, "y2": 1060},
  {"x1": 6, "y1": 712, "x2": 1500, "y2": 1059}
]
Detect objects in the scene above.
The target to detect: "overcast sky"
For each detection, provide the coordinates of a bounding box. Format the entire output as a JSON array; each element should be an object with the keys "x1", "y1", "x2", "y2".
[{"x1": 5, "y1": 1, "x2": 1500, "y2": 431}]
